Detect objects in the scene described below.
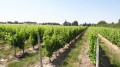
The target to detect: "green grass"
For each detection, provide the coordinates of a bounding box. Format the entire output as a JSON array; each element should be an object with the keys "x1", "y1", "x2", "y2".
[
  {"x1": 0, "y1": 47, "x2": 13, "y2": 58},
  {"x1": 100, "y1": 40, "x2": 120, "y2": 67},
  {"x1": 2, "y1": 31, "x2": 88, "y2": 67},
  {"x1": 0, "y1": 43, "x2": 31, "y2": 59},
  {"x1": 8, "y1": 51, "x2": 40, "y2": 67},
  {"x1": 0, "y1": 38, "x2": 7, "y2": 46},
  {"x1": 7, "y1": 47, "x2": 46, "y2": 67},
  {"x1": 0, "y1": 42, "x2": 7, "y2": 46},
  {"x1": 0, "y1": 39, "x2": 34, "y2": 58},
  {"x1": 0, "y1": 39, "x2": 43, "y2": 67},
  {"x1": 60, "y1": 30, "x2": 88, "y2": 67},
  {"x1": 0, "y1": 39, "x2": 13, "y2": 58}
]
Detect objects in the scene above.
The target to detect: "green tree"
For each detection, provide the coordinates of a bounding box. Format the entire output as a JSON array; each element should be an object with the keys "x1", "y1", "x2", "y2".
[
  {"x1": 83, "y1": 22, "x2": 87, "y2": 26},
  {"x1": 63, "y1": 20, "x2": 71, "y2": 26},
  {"x1": 118, "y1": 19, "x2": 120, "y2": 23},
  {"x1": 97, "y1": 21, "x2": 107, "y2": 25},
  {"x1": 63, "y1": 20, "x2": 67, "y2": 26},
  {"x1": 111, "y1": 22, "x2": 114, "y2": 25},
  {"x1": 7, "y1": 21, "x2": 13, "y2": 24},
  {"x1": 72, "y1": 21, "x2": 78, "y2": 26},
  {"x1": 13, "y1": 21, "x2": 18, "y2": 24}
]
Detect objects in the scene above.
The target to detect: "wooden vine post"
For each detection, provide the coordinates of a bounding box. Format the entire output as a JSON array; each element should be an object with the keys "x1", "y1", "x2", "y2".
[
  {"x1": 11, "y1": 32, "x2": 16, "y2": 57},
  {"x1": 96, "y1": 38, "x2": 99, "y2": 67},
  {"x1": 37, "y1": 33, "x2": 43, "y2": 67}
]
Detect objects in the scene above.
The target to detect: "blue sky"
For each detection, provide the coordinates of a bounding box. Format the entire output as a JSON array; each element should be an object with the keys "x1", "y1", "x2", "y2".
[{"x1": 0, "y1": 0, "x2": 120, "y2": 24}]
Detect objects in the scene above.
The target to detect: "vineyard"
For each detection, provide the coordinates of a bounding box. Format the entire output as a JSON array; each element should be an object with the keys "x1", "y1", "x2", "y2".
[
  {"x1": 0, "y1": 0, "x2": 120, "y2": 67},
  {"x1": 0, "y1": 25, "x2": 120, "y2": 67},
  {"x1": 0, "y1": 25, "x2": 87, "y2": 57},
  {"x1": 88, "y1": 27, "x2": 120, "y2": 67}
]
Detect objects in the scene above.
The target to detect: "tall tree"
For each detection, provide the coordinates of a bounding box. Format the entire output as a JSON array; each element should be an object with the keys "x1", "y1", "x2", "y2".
[
  {"x1": 83, "y1": 22, "x2": 87, "y2": 26},
  {"x1": 72, "y1": 21, "x2": 78, "y2": 26},
  {"x1": 13, "y1": 21, "x2": 18, "y2": 24},
  {"x1": 63, "y1": 20, "x2": 71, "y2": 26},
  {"x1": 118, "y1": 19, "x2": 120, "y2": 23},
  {"x1": 97, "y1": 21, "x2": 107, "y2": 25},
  {"x1": 63, "y1": 20, "x2": 67, "y2": 26}
]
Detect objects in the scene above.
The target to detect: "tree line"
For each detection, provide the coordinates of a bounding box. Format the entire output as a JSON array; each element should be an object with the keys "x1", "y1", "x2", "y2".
[
  {"x1": 63, "y1": 20, "x2": 79, "y2": 26},
  {"x1": 0, "y1": 20, "x2": 93, "y2": 26},
  {"x1": 0, "y1": 21, "x2": 37, "y2": 24},
  {"x1": 97, "y1": 19, "x2": 120, "y2": 28},
  {"x1": 2, "y1": 19, "x2": 120, "y2": 27},
  {"x1": 0, "y1": 21, "x2": 60, "y2": 25}
]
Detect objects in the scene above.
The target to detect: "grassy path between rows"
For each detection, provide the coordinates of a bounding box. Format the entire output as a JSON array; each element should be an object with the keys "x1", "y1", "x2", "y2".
[
  {"x1": 7, "y1": 31, "x2": 86, "y2": 67},
  {"x1": 99, "y1": 39, "x2": 120, "y2": 67},
  {"x1": 60, "y1": 29, "x2": 94, "y2": 67}
]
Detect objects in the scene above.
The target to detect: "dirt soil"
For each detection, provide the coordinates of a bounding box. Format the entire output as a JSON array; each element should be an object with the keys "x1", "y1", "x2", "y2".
[
  {"x1": 98, "y1": 34, "x2": 120, "y2": 67},
  {"x1": 0, "y1": 31, "x2": 87, "y2": 67},
  {"x1": 79, "y1": 40, "x2": 95, "y2": 67},
  {"x1": 0, "y1": 41, "x2": 9, "y2": 50},
  {"x1": 0, "y1": 45, "x2": 9, "y2": 50},
  {"x1": 0, "y1": 44, "x2": 40, "y2": 67},
  {"x1": 32, "y1": 31, "x2": 86, "y2": 67},
  {"x1": 98, "y1": 34, "x2": 120, "y2": 54}
]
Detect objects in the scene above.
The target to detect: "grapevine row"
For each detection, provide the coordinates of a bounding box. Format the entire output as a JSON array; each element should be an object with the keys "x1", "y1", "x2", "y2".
[
  {"x1": 88, "y1": 27, "x2": 102, "y2": 65},
  {"x1": 0, "y1": 25, "x2": 87, "y2": 57},
  {"x1": 94, "y1": 27, "x2": 120, "y2": 47}
]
